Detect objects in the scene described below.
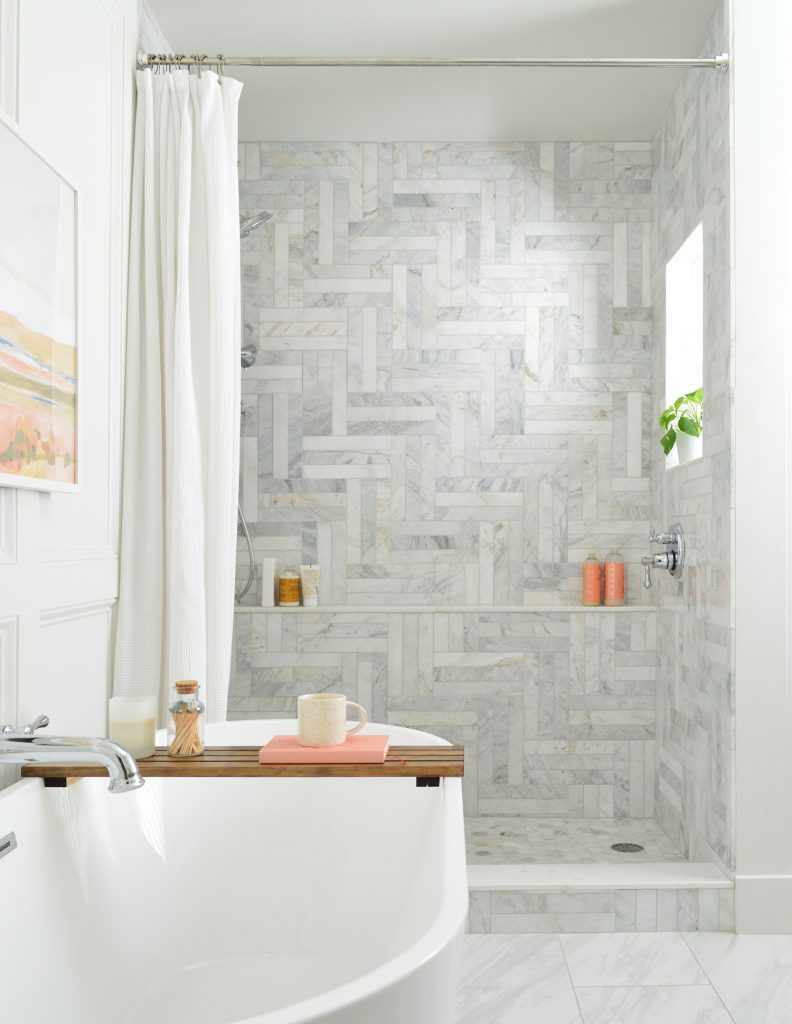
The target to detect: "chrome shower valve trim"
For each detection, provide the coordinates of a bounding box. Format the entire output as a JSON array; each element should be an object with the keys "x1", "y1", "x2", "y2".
[{"x1": 641, "y1": 522, "x2": 686, "y2": 588}]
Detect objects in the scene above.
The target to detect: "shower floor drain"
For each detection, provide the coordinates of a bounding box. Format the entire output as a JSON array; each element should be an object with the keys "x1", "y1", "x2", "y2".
[{"x1": 611, "y1": 842, "x2": 645, "y2": 854}]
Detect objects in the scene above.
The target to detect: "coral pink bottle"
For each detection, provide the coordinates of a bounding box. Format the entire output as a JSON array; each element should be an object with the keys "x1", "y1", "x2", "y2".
[
  {"x1": 603, "y1": 550, "x2": 625, "y2": 606},
  {"x1": 582, "y1": 554, "x2": 601, "y2": 606}
]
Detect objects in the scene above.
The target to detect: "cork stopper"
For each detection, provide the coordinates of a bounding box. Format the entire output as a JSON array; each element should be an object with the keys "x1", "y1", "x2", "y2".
[{"x1": 175, "y1": 679, "x2": 199, "y2": 694}]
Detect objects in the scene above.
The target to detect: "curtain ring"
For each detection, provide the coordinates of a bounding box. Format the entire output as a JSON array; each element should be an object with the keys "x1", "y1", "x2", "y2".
[
  {"x1": 217, "y1": 54, "x2": 225, "y2": 79},
  {"x1": 190, "y1": 53, "x2": 207, "y2": 77}
]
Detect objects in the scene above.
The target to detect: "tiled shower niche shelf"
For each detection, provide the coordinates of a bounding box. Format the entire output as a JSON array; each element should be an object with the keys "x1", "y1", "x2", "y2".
[{"x1": 234, "y1": 604, "x2": 656, "y2": 614}]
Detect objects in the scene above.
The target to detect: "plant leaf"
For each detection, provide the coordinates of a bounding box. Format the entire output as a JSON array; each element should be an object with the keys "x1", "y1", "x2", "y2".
[
  {"x1": 685, "y1": 387, "x2": 703, "y2": 404},
  {"x1": 660, "y1": 427, "x2": 676, "y2": 455},
  {"x1": 677, "y1": 415, "x2": 701, "y2": 437}
]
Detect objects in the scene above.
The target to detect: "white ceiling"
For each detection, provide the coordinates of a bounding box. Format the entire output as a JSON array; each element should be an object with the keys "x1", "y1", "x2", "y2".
[{"x1": 147, "y1": 0, "x2": 722, "y2": 141}]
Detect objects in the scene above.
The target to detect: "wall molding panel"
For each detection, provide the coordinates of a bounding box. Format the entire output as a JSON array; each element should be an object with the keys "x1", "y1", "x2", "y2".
[
  {"x1": 40, "y1": 599, "x2": 115, "y2": 629},
  {"x1": 0, "y1": 615, "x2": 18, "y2": 789},
  {"x1": 0, "y1": 490, "x2": 16, "y2": 564},
  {"x1": 0, "y1": 616, "x2": 18, "y2": 725},
  {"x1": 0, "y1": 0, "x2": 137, "y2": 759}
]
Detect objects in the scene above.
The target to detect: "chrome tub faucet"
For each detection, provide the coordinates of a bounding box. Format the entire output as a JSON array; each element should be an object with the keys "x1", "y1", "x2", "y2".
[
  {"x1": 641, "y1": 523, "x2": 686, "y2": 588},
  {"x1": 0, "y1": 715, "x2": 144, "y2": 793}
]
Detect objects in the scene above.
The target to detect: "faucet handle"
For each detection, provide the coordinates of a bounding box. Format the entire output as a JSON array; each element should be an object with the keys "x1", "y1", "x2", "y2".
[
  {"x1": 22, "y1": 715, "x2": 49, "y2": 734},
  {"x1": 649, "y1": 527, "x2": 675, "y2": 545}
]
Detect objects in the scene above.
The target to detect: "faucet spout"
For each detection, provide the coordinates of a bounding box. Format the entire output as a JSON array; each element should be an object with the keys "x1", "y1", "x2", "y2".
[{"x1": 0, "y1": 720, "x2": 144, "y2": 794}]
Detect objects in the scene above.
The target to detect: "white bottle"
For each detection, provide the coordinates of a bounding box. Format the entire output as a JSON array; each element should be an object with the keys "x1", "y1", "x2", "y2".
[
  {"x1": 300, "y1": 564, "x2": 320, "y2": 607},
  {"x1": 259, "y1": 557, "x2": 276, "y2": 607}
]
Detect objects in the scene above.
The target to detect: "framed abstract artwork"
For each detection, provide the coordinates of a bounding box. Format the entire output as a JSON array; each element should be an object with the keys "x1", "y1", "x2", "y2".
[{"x1": 0, "y1": 112, "x2": 78, "y2": 491}]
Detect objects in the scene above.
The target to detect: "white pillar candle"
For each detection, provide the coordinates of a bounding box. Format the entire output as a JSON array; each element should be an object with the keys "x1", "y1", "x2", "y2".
[
  {"x1": 109, "y1": 696, "x2": 157, "y2": 759},
  {"x1": 259, "y1": 557, "x2": 276, "y2": 607}
]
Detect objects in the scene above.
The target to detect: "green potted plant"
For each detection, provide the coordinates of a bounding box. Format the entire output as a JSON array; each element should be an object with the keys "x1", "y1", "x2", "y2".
[{"x1": 659, "y1": 387, "x2": 703, "y2": 464}]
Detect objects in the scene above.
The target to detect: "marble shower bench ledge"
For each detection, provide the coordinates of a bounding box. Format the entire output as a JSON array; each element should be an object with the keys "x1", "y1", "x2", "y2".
[{"x1": 234, "y1": 604, "x2": 656, "y2": 614}]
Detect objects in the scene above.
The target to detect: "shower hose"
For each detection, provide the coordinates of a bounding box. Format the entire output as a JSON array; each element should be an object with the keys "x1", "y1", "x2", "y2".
[{"x1": 235, "y1": 502, "x2": 256, "y2": 601}]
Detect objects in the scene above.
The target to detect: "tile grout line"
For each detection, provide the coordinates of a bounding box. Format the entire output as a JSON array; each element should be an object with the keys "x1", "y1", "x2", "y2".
[
  {"x1": 556, "y1": 934, "x2": 587, "y2": 1023},
  {"x1": 572, "y1": 981, "x2": 726, "y2": 989},
  {"x1": 680, "y1": 933, "x2": 737, "y2": 1023}
]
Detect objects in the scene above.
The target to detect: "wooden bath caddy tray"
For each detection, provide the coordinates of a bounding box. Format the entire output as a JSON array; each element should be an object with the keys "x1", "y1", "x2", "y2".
[{"x1": 22, "y1": 744, "x2": 464, "y2": 788}]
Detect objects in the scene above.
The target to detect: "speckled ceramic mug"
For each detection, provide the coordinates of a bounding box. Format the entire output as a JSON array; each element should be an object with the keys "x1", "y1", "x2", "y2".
[{"x1": 297, "y1": 692, "x2": 368, "y2": 747}]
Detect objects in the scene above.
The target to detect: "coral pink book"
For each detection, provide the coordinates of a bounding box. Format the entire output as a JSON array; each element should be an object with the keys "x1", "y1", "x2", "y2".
[{"x1": 258, "y1": 735, "x2": 391, "y2": 764}]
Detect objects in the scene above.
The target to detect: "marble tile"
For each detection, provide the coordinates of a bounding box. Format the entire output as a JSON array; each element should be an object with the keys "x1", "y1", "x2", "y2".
[
  {"x1": 455, "y1": 935, "x2": 582, "y2": 1024},
  {"x1": 468, "y1": 875, "x2": 731, "y2": 935},
  {"x1": 232, "y1": 610, "x2": 657, "y2": 818},
  {"x1": 651, "y1": 0, "x2": 733, "y2": 874},
  {"x1": 465, "y1": 815, "x2": 684, "y2": 864},
  {"x1": 560, "y1": 932, "x2": 708, "y2": 987},
  {"x1": 576, "y1": 985, "x2": 732, "y2": 1024},
  {"x1": 683, "y1": 933, "x2": 792, "y2": 1024},
  {"x1": 236, "y1": 138, "x2": 653, "y2": 614}
]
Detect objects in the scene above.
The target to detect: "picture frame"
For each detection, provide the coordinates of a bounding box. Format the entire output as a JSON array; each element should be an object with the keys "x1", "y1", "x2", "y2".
[{"x1": 0, "y1": 110, "x2": 79, "y2": 492}]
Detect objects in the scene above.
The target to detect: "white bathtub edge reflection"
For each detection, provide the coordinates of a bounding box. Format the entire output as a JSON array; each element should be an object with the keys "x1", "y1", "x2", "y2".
[{"x1": 212, "y1": 719, "x2": 467, "y2": 1024}]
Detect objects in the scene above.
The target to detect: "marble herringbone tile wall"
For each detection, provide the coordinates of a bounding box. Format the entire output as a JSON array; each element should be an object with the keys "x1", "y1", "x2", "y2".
[
  {"x1": 650, "y1": 0, "x2": 734, "y2": 873},
  {"x1": 231, "y1": 139, "x2": 660, "y2": 821},
  {"x1": 230, "y1": 608, "x2": 657, "y2": 818},
  {"x1": 236, "y1": 140, "x2": 655, "y2": 607}
]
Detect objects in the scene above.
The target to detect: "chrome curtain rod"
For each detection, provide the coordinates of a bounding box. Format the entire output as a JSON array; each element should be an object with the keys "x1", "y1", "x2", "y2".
[{"x1": 138, "y1": 52, "x2": 730, "y2": 72}]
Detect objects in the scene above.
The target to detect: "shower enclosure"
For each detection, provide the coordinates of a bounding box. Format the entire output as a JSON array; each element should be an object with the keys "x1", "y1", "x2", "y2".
[{"x1": 229, "y1": 0, "x2": 734, "y2": 934}]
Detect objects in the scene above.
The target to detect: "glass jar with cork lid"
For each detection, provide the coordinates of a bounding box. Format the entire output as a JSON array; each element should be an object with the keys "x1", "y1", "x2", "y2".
[{"x1": 167, "y1": 680, "x2": 205, "y2": 758}]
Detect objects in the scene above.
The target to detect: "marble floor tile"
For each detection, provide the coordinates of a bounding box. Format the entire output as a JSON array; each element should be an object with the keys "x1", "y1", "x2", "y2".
[
  {"x1": 455, "y1": 935, "x2": 582, "y2": 1024},
  {"x1": 683, "y1": 933, "x2": 792, "y2": 1024},
  {"x1": 576, "y1": 985, "x2": 733, "y2": 1024},
  {"x1": 466, "y1": 816, "x2": 685, "y2": 864},
  {"x1": 559, "y1": 932, "x2": 708, "y2": 987}
]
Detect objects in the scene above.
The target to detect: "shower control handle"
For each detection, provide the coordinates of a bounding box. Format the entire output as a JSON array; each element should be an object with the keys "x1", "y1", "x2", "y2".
[
  {"x1": 642, "y1": 552, "x2": 675, "y2": 571},
  {"x1": 641, "y1": 523, "x2": 685, "y2": 588}
]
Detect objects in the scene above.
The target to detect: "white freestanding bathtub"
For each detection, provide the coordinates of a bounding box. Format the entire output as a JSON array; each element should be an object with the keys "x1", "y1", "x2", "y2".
[{"x1": 0, "y1": 720, "x2": 467, "y2": 1024}]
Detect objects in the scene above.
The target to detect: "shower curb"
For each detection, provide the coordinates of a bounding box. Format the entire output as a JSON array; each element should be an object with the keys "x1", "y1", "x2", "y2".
[{"x1": 466, "y1": 863, "x2": 734, "y2": 933}]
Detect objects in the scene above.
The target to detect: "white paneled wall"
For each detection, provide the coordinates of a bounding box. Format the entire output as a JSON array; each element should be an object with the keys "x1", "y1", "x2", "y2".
[{"x1": 0, "y1": 0, "x2": 137, "y2": 782}]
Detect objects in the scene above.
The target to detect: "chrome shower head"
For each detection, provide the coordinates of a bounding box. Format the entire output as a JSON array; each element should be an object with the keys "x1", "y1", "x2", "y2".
[
  {"x1": 239, "y1": 211, "x2": 273, "y2": 238},
  {"x1": 241, "y1": 344, "x2": 257, "y2": 369}
]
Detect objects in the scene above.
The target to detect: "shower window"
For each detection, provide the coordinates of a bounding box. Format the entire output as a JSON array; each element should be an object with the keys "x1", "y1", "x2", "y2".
[{"x1": 665, "y1": 222, "x2": 704, "y2": 408}]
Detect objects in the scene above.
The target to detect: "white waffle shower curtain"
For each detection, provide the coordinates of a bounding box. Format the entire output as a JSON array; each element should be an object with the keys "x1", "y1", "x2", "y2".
[{"x1": 114, "y1": 69, "x2": 242, "y2": 722}]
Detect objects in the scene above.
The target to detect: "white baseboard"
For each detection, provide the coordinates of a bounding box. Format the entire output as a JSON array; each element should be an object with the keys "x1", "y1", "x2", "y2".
[{"x1": 736, "y1": 875, "x2": 792, "y2": 932}]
